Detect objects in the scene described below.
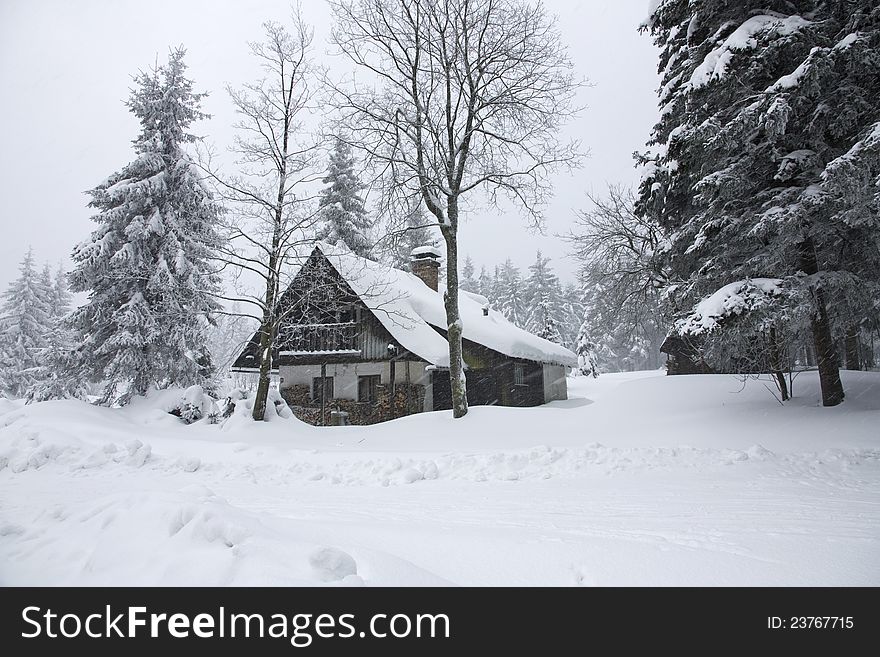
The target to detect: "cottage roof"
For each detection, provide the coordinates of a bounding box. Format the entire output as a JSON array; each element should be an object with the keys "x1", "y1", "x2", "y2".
[{"x1": 317, "y1": 243, "x2": 576, "y2": 368}]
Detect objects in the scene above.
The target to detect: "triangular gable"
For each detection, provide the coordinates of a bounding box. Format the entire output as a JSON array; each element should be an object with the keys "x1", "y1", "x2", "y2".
[{"x1": 233, "y1": 243, "x2": 577, "y2": 371}]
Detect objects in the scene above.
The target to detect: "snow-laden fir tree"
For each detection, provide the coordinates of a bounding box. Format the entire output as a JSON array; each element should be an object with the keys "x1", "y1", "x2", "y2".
[
  {"x1": 0, "y1": 248, "x2": 52, "y2": 397},
  {"x1": 459, "y1": 256, "x2": 478, "y2": 293},
  {"x1": 523, "y1": 251, "x2": 563, "y2": 338},
  {"x1": 574, "y1": 313, "x2": 599, "y2": 378},
  {"x1": 487, "y1": 265, "x2": 504, "y2": 308},
  {"x1": 52, "y1": 263, "x2": 72, "y2": 314},
  {"x1": 26, "y1": 264, "x2": 89, "y2": 403},
  {"x1": 317, "y1": 138, "x2": 372, "y2": 258},
  {"x1": 477, "y1": 266, "x2": 493, "y2": 300},
  {"x1": 535, "y1": 294, "x2": 563, "y2": 344},
  {"x1": 556, "y1": 282, "x2": 585, "y2": 351},
  {"x1": 577, "y1": 276, "x2": 661, "y2": 372},
  {"x1": 639, "y1": 0, "x2": 880, "y2": 405},
  {"x1": 68, "y1": 47, "x2": 222, "y2": 405},
  {"x1": 497, "y1": 259, "x2": 526, "y2": 327}
]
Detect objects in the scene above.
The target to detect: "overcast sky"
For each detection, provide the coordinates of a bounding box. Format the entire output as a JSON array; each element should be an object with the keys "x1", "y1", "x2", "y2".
[{"x1": 0, "y1": 0, "x2": 659, "y2": 290}]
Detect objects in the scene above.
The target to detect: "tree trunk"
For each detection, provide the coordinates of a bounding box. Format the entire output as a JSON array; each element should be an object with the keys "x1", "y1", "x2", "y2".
[
  {"x1": 252, "y1": 220, "x2": 283, "y2": 421},
  {"x1": 768, "y1": 326, "x2": 789, "y2": 402},
  {"x1": 252, "y1": 270, "x2": 278, "y2": 421},
  {"x1": 252, "y1": 109, "x2": 289, "y2": 421},
  {"x1": 252, "y1": 319, "x2": 273, "y2": 421},
  {"x1": 810, "y1": 287, "x2": 844, "y2": 406},
  {"x1": 798, "y1": 237, "x2": 844, "y2": 406},
  {"x1": 442, "y1": 202, "x2": 468, "y2": 419},
  {"x1": 844, "y1": 326, "x2": 861, "y2": 370},
  {"x1": 320, "y1": 362, "x2": 327, "y2": 426}
]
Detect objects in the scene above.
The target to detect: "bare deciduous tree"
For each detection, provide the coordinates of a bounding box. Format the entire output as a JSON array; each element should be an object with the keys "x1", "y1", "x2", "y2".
[
  {"x1": 566, "y1": 185, "x2": 668, "y2": 334},
  {"x1": 203, "y1": 12, "x2": 323, "y2": 421},
  {"x1": 329, "y1": 0, "x2": 582, "y2": 417}
]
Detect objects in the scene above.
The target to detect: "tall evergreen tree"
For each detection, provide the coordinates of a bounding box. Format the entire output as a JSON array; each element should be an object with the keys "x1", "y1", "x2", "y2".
[
  {"x1": 52, "y1": 263, "x2": 73, "y2": 316},
  {"x1": 574, "y1": 312, "x2": 599, "y2": 378},
  {"x1": 497, "y1": 259, "x2": 526, "y2": 327},
  {"x1": 557, "y1": 282, "x2": 585, "y2": 351},
  {"x1": 0, "y1": 249, "x2": 52, "y2": 397},
  {"x1": 535, "y1": 294, "x2": 563, "y2": 344},
  {"x1": 477, "y1": 266, "x2": 493, "y2": 301},
  {"x1": 577, "y1": 276, "x2": 658, "y2": 373},
  {"x1": 639, "y1": 0, "x2": 880, "y2": 405},
  {"x1": 317, "y1": 138, "x2": 371, "y2": 258},
  {"x1": 26, "y1": 264, "x2": 88, "y2": 403},
  {"x1": 523, "y1": 251, "x2": 563, "y2": 337},
  {"x1": 459, "y1": 256, "x2": 478, "y2": 293},
  {"x1": 68, "y1": 47, "x2": 222, "y2": 405}
]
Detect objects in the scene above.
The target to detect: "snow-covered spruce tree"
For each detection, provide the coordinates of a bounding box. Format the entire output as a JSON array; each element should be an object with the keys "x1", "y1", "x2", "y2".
[
  {"x1": 523, "y1": 251, "x2": 563, "y2": 337},
  {"x1": 317, "y1": 138, "x2": 372, "y2": 258},
  {"x1": 556, "y1": 282, "x2": 585, "y2": 351},
  {"x1": 69, "y1": 47, "x2": 222, "y2": 405},
  {"x1": 639, "y1": 1, "x2": 880, "y2": 406},
  {"x1": 25, "y1": 264, "x2": 88, "y2": 403},
  {"x1": 477, "y1": 266, "x2": 493, "y2": 300},
  {"x1": 497, "y1": 259, "x2": 527, "y2": 327},
  {"x1": 574, "y1": 313, "x2": 599, "y2": 378},
  {"x1": 52, "y1": 263, "x2": 72, "y2": 316},
  {"x1": 676, "y1": 278, "x2": 796, "y2": 401},
  {"x1": 535, "y1": 294, "x2": 563, "y2": 344},
  {"x1": 488, "y1": 265, "x2": 504, "y2": 308},
  {"x1": 576, "y1": 275, "x2": 661, "y2": 373},
  {"x1": 0, "y1": 249, "x2": 52, "y2": 397},
  {"x1": 459, "y1": 256, "x2": 479, "y2": 293}
]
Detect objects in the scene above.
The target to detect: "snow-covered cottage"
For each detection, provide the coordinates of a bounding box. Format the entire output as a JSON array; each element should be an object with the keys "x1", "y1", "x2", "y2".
[{"x1": 232, "y1": 244, "x2": 576, "y2": 425}]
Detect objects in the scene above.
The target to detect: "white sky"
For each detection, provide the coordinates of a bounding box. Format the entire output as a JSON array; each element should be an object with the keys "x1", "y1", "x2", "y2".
[{"x1": 0, "y1": 0, "x2": 659, "y2": 290}]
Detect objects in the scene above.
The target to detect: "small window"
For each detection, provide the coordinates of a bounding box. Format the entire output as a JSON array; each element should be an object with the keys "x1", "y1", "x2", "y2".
[
  {"x1": 514, "y1": 363, "x2": 526, "y2": 386},
  {"x1": 336, "y1": 303, "x2": 359, "y2": 324},
  {"x1": 358, "y1": 375, "x2": 381, "y2": 403},
  {"x1": 312, "y1": 376, "x2": 334, "y2": 403}
]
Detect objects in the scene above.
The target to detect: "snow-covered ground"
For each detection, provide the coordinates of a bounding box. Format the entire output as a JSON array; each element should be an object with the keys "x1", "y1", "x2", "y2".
[{"x1": 1, "y1": 370, "x2": 878, "y2": 586}]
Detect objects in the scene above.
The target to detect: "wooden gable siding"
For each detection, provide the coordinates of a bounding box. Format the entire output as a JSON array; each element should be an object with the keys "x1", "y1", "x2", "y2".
[
  {"x1": 232, "y1": 248, "x2": 425, "y2": 371},
  {"x1": 278, "y1": 311, "x2": 399, "y2": 364}
]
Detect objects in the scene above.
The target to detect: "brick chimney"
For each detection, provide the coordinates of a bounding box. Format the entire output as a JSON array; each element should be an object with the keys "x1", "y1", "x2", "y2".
[{"x1": 410, "y1": 246, "x2": 442, "y2": 291}]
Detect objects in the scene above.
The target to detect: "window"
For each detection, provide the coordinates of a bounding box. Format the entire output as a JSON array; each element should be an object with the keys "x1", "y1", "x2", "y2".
[
  {"x1": 513, "y1": 363, "x2": 526, "y2": 386},
  {"x1": 312, "y1": 376, "x2": 334, "y2": 403},
  {"x1": 358, "y1": 375, "x2": 381, "y2": 404},
  {"x1": 336, "y1": 304, "x2": 359, "y2": 324}
]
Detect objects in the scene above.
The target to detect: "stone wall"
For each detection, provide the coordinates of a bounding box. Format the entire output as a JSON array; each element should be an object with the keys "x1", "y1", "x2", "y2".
[{"x1": 282, "y1": 382, "x2": 425, "y2": 426}]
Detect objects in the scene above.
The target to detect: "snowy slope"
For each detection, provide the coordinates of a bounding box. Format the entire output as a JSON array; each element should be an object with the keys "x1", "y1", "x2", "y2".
[{"x1": 1, "y1": 370, "x2": 878, "y2": 586}]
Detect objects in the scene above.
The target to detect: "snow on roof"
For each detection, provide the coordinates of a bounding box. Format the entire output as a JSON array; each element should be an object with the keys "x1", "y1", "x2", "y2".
[
  {"x1": 460, "y1": 290, "x2": 490, "y2": 306},
  {"x1": 316, "y1": 243, "x2": 576, "y2": 368},
  {"x1": 410, "y1": 245, "x2": 443, "y2": 259},
  {"x1": 676, "y1": 278, "x2": 783, "y2": 336}
]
